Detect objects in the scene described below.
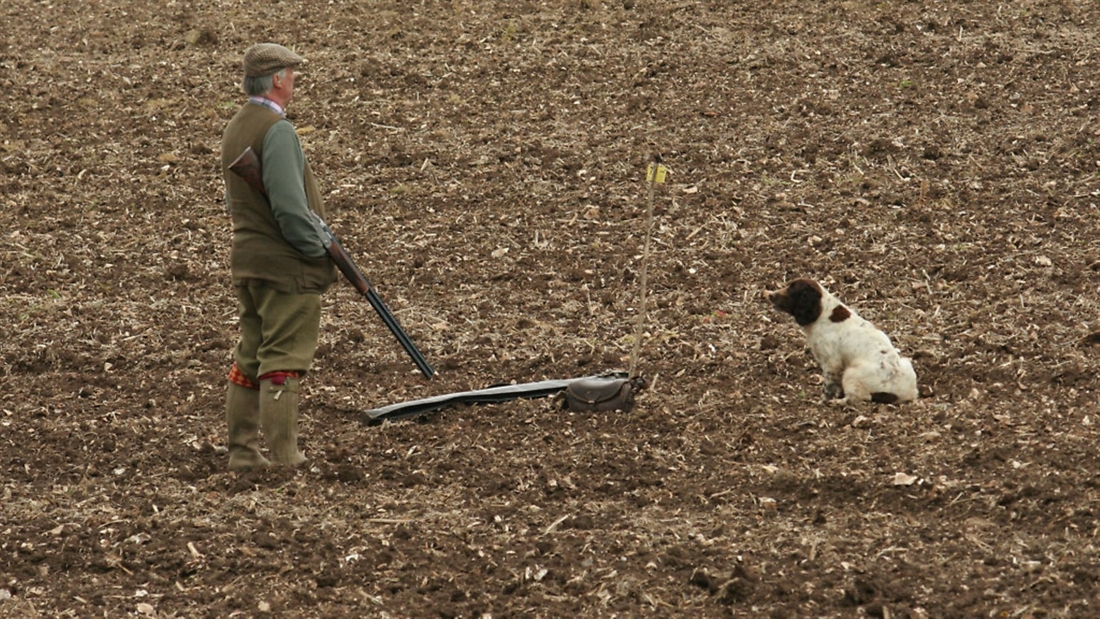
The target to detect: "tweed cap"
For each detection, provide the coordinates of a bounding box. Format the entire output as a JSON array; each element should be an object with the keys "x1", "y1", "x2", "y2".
[{"x1": 242, "y1": 43, "x2": 304, "y2": 78}]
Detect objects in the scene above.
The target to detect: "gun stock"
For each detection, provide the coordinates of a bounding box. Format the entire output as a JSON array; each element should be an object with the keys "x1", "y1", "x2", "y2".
[
  {"x1": 227, "y1": 147, "x2": 435, "y2": 379},
  {"x1": 228, "y1": 147, "x2": 265, "y2": 196}
]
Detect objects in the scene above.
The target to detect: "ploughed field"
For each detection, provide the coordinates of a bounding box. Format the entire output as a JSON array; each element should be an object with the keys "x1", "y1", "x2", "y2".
[{"x1": 3, "y1": 1, "x2": 1100, "y2": 617}]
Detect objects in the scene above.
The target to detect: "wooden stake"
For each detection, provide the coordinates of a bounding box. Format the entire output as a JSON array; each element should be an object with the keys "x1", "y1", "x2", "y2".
[{"x1": 630, "y1": 158, "x2": 665, "y2": 377}]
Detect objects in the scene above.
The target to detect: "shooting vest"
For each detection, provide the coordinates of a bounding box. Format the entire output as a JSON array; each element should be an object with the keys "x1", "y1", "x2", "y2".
[{"x1": 221, "y1": 104, "x2": 336, "y2": 294}]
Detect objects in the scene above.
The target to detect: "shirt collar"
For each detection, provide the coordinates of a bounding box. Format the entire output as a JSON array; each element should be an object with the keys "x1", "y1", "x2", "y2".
[{"x1": 248, "y1": 96, "x2": 285, "y2": 116}]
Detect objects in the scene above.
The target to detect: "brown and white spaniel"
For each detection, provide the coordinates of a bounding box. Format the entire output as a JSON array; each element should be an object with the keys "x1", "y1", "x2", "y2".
[{"x1": 765, "y1": 278, "x2": 918, "y2": 404}]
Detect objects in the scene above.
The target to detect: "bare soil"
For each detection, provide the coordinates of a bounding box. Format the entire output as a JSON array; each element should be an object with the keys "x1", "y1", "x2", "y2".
[{"x1": 4, "y1": 1, "x2": 1100, "y2": 617}]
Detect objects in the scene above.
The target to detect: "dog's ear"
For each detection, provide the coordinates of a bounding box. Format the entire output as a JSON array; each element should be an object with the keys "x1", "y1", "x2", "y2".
[{"x1": 787, "y1": 279, "x2": 823, "y2": 326}]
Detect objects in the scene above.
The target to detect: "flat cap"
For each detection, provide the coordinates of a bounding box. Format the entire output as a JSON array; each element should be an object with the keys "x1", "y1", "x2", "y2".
[{"x1": 242, "y1": 43, "x2": 304, "y2": 78}]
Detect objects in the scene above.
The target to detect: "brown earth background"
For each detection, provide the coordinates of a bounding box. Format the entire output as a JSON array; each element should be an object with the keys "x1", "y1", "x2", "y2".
[{"x1": 4, "y1": 0, "x2": 1100, "y2": 617}]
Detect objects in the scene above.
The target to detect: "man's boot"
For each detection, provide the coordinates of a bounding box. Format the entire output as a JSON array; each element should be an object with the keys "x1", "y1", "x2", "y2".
[
  {"x1": 226, "y1": 382, "x2": 271, "y2": 471},
  {"x1": 259, "y1": 376, "x2": 308, "y2": 466}
]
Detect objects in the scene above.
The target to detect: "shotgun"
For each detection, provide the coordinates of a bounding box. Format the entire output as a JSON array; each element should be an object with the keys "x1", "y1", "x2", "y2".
[{"x1": 228, "y1": 147, "x2": 435, "y2": 379}]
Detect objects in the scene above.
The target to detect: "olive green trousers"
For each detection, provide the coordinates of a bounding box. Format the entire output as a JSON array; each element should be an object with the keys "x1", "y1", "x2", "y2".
[{"x1": 232, "y1": 283, "x2": 322, "y2": 379}]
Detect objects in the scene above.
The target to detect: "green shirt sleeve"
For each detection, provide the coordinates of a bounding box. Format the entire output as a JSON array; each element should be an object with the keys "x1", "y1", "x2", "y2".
[{"x1": 261, "y1": 121, "x2": 327, "y2": 258}]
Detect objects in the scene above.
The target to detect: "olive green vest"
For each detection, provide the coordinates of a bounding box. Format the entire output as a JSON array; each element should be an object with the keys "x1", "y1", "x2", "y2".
[{"x1": 221, "y1": 104, "x2": 336, "y2": 294}]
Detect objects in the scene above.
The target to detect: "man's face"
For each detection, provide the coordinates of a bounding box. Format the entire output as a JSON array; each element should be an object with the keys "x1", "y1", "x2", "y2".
[{"x1": 276, "y1": 67, "x2": 296, "y2": 103}]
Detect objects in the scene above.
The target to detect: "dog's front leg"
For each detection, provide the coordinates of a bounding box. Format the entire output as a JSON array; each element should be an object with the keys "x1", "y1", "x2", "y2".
[{"x1": 822, "y1": 371, "x2": 844, "y2": 400}]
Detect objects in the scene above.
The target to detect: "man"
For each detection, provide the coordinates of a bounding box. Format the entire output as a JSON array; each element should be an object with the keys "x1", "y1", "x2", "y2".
[{"x1": 220, "y1": 43, "x2": 336, "y2": 471}]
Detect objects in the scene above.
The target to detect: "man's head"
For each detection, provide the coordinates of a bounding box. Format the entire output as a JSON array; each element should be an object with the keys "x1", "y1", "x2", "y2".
[{"x1": 241, "y1": 43, "x2": 304, "y2": 104}]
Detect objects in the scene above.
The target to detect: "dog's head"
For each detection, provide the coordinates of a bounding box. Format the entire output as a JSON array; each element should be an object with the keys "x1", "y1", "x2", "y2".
[{"x1": 765, "y1": 278, "x2": 825, "y2": 326}]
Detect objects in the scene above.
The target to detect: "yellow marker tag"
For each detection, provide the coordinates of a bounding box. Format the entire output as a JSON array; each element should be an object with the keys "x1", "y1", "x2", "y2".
[{"x1": 646, "y1": 163, "x2": 668, "y2": 183}]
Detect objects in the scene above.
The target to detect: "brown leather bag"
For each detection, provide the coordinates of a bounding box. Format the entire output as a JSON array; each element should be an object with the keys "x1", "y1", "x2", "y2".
[{"x1": 563, "y1": 375, "x2": 647, "y2": 413}]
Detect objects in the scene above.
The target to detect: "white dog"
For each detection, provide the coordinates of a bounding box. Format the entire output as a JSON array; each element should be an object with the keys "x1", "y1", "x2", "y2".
[{"x1": 765, "y1": 278, "x2": 918, "y2": 404}]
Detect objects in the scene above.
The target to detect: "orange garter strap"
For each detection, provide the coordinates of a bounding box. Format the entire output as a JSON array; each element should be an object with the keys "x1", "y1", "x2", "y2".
[{"x1": 228, "y1": 362, "x2": 259, "y2": 390}]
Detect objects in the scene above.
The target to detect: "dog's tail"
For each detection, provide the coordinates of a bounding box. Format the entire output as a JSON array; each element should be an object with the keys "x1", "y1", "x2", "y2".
[{"x1": 871, "y1": 392, "x2": 900, "y2": 404}]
